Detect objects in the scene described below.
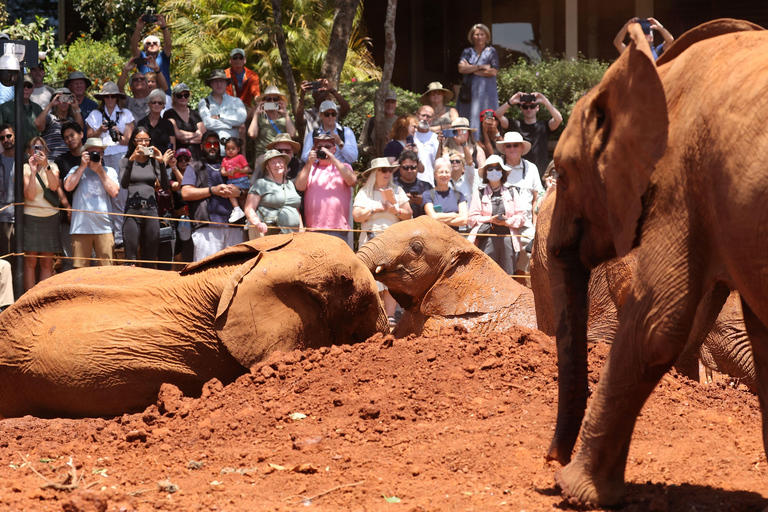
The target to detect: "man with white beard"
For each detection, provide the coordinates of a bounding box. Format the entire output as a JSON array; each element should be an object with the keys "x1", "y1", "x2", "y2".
[{"x1": 413, "y1": 105, "x2": 439, "y2": 186}]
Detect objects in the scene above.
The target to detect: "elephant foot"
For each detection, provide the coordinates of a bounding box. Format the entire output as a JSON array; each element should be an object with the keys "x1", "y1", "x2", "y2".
[{"x1": 554, "y1": 459, "x2": 625, "y2": 508}]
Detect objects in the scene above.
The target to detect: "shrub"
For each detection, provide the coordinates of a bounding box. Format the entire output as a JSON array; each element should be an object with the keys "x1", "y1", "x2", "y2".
[
  {"x1": 496, "y1": 55, "x2": 610, "y2": 138},
  {"x1": 337, "y1": 80, "x2": 423, "y2": 138},
  {"x1": 47, "y1": 37, "x2": 125, "y2": 96}
]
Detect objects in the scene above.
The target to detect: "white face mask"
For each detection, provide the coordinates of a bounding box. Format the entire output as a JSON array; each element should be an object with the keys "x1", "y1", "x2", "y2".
[{"x1": 486, "y1": 169, "x2": 503, "y2": 182}]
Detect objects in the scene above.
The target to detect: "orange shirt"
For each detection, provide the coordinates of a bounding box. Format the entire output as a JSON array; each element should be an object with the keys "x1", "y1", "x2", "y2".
[{"x1": 225, "y1": 67, "x2": 261, "y2": 107}]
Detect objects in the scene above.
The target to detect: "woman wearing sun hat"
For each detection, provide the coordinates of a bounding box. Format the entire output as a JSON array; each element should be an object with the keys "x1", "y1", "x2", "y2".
[
  {"x1": 353, "y1": 157, "x2": 412, "y2": 325},
  {"x1": 247, "y1": 85, "x2": 296, "y2": 170},
  {"x1": 467, "y1": 154, "x2": 526, "y2": 275},
  {"x1": 86, "y1": 81, "x2": 134, "y2": 176},
  {"x1": 441, "y1": 117, "x2": 477, "y2": 164},
  {"x1": 244, "y1": 149, "x2": 302, "y2": 238},
  {"x1": 420, "y1": 82, "x2": 458, "y2": 132}
]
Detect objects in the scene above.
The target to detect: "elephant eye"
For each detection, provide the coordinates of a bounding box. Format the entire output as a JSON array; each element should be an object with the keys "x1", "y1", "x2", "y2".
[{"x1": 410, "y1": 240, "x2": 424, "y2": 254}]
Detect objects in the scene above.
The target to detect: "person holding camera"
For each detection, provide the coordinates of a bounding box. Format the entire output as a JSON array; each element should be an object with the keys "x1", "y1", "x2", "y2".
[
  {"x1": 441, "y1": 117, "x2": 477, "y2": 165},
  {"x1": 35, "y1": 87, "x2": 86, "y2": 159},
  {"x1": 246, "y1": 85, "x2": 296, "y2": 175},
  {"x1": 117, "y1": 55, "x2": 169, "y2": 121},
  {"x1": 118, "y1": 126, "x2": 170, "y2": 267},
  {"x1": 495, "y1": 91, "x2": 562, "y2": 177},
  {"x1": 137, "y1": 89, "x2": 175, "y2": 154},
  {"x1": 467, "y1": 155, "x2": 526, "y2": 275},
  {"x1": 392, "y1": 150, "x2": 430, "y2": 218},
  {"x1": 63, "y1": 138, "x2": 120, "y2": 268},
  {"x1": 295, "y1": 78, "x2": 351, "y2": 143},
  {"x1": 22, "y1": 137, "x2": 60, "y2": 290},
  {"x1": 86, "y1": 82, "x2": 135, "y2": 173},
  {"x1": 300, "y1": 100, "x2": 357, "y2": 166},
  {"x1": 131, "y1": 14, "x2": 172, "y2": 93},
  {"x1": 614, "y1": 17, "x2": 673, "y2": 60}
]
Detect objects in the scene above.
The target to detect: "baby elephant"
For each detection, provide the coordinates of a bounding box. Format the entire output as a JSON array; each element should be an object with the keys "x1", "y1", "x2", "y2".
[
  {"x1": 357, "y1": 216, "x2": 537, "y2": 337},
  {"x1": 0, "y1": 233, "x2": 388, "y2": 418}
]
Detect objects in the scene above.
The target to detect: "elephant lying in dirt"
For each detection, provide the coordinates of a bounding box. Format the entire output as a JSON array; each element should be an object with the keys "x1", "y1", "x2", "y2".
[
  {"x1": 0, "y1": 233, "x2": 388, "y2": 419},
  {"x1": 357, "y1": 216, "x2": 537, "y2": 337},
  {"x1": 545, "y1": 19, "x2": 768, "y2": 506},
  {"x1": 531, "y1": 191, "x2": 755, "y2": 390}
]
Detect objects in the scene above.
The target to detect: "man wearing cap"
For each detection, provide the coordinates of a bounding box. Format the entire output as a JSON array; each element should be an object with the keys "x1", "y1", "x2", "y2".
[
  {"x1": 300, "y1": 100, "x2": 357, "y2": 166},
  {"x1": 54, "y1": 121, "x2": 84, "y2": 272},
  {"x1": 495, "y1": 91, "x2": 562, "y2": 177},
  {"x1": 296, "y1": 133, "x2": 356, "y2": 245},
  {"x1": 180, "y1": 131, "x2": 244, "y2": 260},
  {"x1": 117, "y1": 56, "x2": 169, "y2": 121},
  {"x1": 63, "y1": 138, "x2": 120, "y2": 268},
  {"x1": 64, "y1": 71, "x2": 99, "y2": 122},
  {"x1": 199, "y1": 70, "x2": 247, "y2": 154},
  {"x1": 412, "y1": 105, "x2": 439, "y2": 187},
  {"x1": 359, "y1": 90, "x2": 398, "y2": 159},
  {"x1": 0, "y1": 124, "x2": 16, "y2": 263},
  {"x1": 225, "y1": 49, "x2": 260, "y2": 108},
  {"x1": 0, "y1": 74, "x2": 42, "y2": 148},
  {"x1": 614, "y1": 17, "x2": 673, "y2": 60},
  {"x1": 131, "y1": 15, "x2": 172, "y2": 93},
  {"x1": 497, "y1": 131, "x2": 544, "y2": 271},
  {"x1": 295, "y1": 78, "x2": 350, "y2": 142},
  {"x1": 29, "y1": 62, "x2": 54, "y2": 109}
]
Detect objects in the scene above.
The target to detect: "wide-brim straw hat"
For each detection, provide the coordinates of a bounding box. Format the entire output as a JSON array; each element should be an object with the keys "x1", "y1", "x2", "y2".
[
  {"x1": 419, "y1": 81, "x2": 454, "y2": 104},
  {"x1": 260, "y1": 149, "x2": 291, "y2": 175},
  {"x1": 266, "y1": 133, "x2": 300, "y2": 154},
  {"x1": 93, "y1": 81, "x2": 126, "y2": 100},
  {"x1": 495, "y1": 131, "x2": 531, "y2": 155},
  {"x1": 64, "y1": 71, "x2": 92, "y2": 89},
  {"x1": 255, "y1": 85, "x2": 287, "y2": 104},
  {"x1": 361, "y1": 157, "x2": 399, "y2": 180},
  {"x1": 82, "y1": 137, "x2": 108, "y2": 151},
  {"x1": 451, "y1": 117, "x2": 476, "y2": 131},
  {"x1": 478, "y1": 154, "x2": 511, "y2": 180},
  {"x1": 204, "y1": 69, "x2": 232, "y2": 87}
]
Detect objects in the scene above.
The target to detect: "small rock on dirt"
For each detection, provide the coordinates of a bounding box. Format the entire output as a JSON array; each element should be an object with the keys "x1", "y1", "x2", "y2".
[{"x1": 61, "y1": 489, "x2": 108, "y2": 512}]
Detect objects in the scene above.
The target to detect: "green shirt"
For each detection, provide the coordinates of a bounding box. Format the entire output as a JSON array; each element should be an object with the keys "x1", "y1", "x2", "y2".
[
  {"x1": 0, "y1": 100, "x2": 42, "y2": 148},
  {"x1": 249, "y1": 176, "x2": 302, "y2": 233}
]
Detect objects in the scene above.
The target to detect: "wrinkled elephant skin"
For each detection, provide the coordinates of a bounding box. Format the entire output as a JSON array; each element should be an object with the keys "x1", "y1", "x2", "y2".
[
  {"x1": 357, "y1": 216, "x2": 537, "y2": 336},
  {"x1": 545, "y1": 19, "x2": 768, "y2": 507},
  {"x1": 0, "y1": 233, "x2": 388, "y2": 419}
]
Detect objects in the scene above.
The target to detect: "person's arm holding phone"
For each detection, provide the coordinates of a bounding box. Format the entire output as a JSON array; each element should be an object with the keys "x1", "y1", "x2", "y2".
[
  {"x1": 35, "y1": 93, "x2": 60, "y2": 132},
  {"x1": 614, "y1": 17, "x2": 640, "y2": 54},
  {"x1": 130, "y1": 18, "x2": 145, "y2": 58}
]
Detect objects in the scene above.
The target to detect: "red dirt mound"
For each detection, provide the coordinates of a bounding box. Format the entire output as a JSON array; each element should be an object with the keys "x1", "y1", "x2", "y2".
[{"x1": 0, "y1": 326, "x2": 765, "y2": 511}]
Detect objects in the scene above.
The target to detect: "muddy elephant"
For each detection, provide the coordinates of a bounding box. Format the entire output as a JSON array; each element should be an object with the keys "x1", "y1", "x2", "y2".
[
  {"x1": 531, "y1": 191, "x2": 755, "y2": 389},
  {"x1": 544, "y1": 19, "x2": 768, "y2": 506},
  {"x1": 0, "y1": 233, "x2": 388, "y2": 419},
  {"x1": 357, "y1": 216, "x2": 537, "y2": 337}
]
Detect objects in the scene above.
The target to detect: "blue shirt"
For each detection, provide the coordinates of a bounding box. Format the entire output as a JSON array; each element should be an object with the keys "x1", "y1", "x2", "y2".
[
  {"x1": 66, "y1": 165, "x2": 119, "y2": 234},
  {"x1": 139, "y1": 50, "x2": 172, "y2": 94}
]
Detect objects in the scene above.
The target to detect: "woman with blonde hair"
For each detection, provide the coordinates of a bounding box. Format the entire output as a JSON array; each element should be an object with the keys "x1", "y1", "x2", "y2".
[
  {"x1": 353, "y1": 157, "x2": 412, "y2": 326},
  {"x1": 457, "y1": 23, "x2": 500, "y2": 131},
  {"x1": 22, "y1": 137, "x2": 61, "y2": 290}
]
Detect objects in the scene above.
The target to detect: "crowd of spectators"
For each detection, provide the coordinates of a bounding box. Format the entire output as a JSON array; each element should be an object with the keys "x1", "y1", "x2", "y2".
[{"x1": 0, "y1": 16, "x2": 670, "y2": 302}]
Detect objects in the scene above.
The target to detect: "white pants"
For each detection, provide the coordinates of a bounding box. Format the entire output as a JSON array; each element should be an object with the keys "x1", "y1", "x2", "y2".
[{"x1": 191, "y1": 226, "x2": 245, "y2": 262}]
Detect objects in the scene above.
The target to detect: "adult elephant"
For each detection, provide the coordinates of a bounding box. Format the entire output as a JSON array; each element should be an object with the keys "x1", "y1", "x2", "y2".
[
  {"x1": 0, "y1": 233, "x2": 388, "y2": 419},
  {"x1": 545, "y1": 19, "x2": 768, "y2": 506},
  {"x1": 532, "y1": 191, "x2": 755, "y2": 389},
  {"x1": 357, "y1": 216, "x2": 537, "y2": 337}
]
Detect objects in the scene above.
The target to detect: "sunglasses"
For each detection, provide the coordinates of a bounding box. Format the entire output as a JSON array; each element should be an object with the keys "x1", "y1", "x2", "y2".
[
  {"x1": 503, "y1": 143, "x2": 523, "y2": 149},
  {"x1": 400, "y1": 164, "x2": 417, "y2": 170},
  {"x1": 176, "y1": 156, "x2": 191, "y2": 162},
  {"x1": 145, "y1": 41, "x2": 159, "y2": 46},
  {"x1": 0, "y1": 134, "x2": 13, "y2": 141},
  {"x1": 23, "y1": 83, "x2": 33, "y2": 89},
  {"x1": 450, "y1": 160, "x2": 462, "y2": 164},
  {"x1": 104, "y1": 94, "x2": 121, "y2": 99},
  {"x1": 275, "y1": 148, "x2": 292, "y2": 154},
  {"x1": 380, "y1": 169, "x2": 394, "y2": 174},
  {"x1": 174, "y1": 92, "x2": 190, "y2": 99},
  {"x1": 204, "y1": 141, "x2": 220, "y2": 148},
  {"x1": 149, "y1": 101, "x2": 164, "y2": 106},
  {"x1": 323, "y1": 112, "x2": 338, "y2": 118},
  {"x1": 132, "y1": 77, "x2": 146, "y2": 82},
  {"x1": 231, "y1": 54, "x2": 244, "y2": 60},
  {"x1": 520, "y1": 104, "x2": 536, "y2": 110}
]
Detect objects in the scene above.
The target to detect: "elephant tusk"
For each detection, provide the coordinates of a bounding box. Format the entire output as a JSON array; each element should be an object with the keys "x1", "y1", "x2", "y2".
[{"x1": 375, "y1": 265, "x2": 383, "y2": 274}]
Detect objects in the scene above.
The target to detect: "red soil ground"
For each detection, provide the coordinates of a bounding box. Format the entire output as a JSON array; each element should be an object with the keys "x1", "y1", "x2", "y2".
[{"x1": 0, "y1": 325, "x2": 765, "y2": 511}]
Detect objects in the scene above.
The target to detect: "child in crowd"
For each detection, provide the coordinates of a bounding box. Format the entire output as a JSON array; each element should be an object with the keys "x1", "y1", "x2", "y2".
[{"x1": 220, "y1": 137, "x2": 252, "y2": 222}]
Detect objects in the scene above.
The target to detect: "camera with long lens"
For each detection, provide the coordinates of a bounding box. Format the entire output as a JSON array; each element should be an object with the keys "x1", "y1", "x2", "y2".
[
  {"x1": 103, "y1": 118, "x2": 119, "y2": 142},
  {"x1": 88, "y1": 151, "x2": 101, "y2": 163}
]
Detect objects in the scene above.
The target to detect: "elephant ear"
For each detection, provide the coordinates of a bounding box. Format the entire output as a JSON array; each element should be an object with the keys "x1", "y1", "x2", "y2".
[
  {"x1": 420, "y1": 247, "x2": 524, "y2": 317},
  {"x1": 180, "y1": 233, "x2": 294, "y2": 275},
  {"x1": 592, "y1": 23, "x2": 668, "y2": 257}
]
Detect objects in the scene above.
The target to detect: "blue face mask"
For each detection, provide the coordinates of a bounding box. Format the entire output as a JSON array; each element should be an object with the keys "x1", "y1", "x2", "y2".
[{"x1": 486, "y1": 169, "x2": 503, "y2": 182}]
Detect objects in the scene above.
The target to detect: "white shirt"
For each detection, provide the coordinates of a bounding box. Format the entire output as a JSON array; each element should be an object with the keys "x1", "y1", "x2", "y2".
[
  {"x1": 451, "y1": 165, "x2": 479, "y2": 211},
  {"x1": 414, "y1": 130, "x2": 438, "y2": 187},
  {"x1": 505, "y1": 158, "x2": 542, "y2": 228},
  {"x1": 86, "y1": 106, "x2": 136, "y2": 157}
]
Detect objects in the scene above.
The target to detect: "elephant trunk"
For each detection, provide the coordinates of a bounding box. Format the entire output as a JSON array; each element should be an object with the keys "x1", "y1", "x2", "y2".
[
  {"x1": 545, "y1": 242, "x2": 591, "y2": 465},
  {"x1": 356, "y1": 240, "x2": 381, "y2": 275}
]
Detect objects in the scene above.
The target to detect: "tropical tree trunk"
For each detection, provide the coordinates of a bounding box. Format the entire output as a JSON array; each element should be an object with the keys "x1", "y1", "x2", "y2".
[
  {"x1": 373, "y1": 0, "x2": 397, "y2": 157},
  {"x1": 270, "y1": 0, "x2": 298, "y2": 111},
  {"x1": 320, "y1": 0, "x2": 360, "y2": 88}
]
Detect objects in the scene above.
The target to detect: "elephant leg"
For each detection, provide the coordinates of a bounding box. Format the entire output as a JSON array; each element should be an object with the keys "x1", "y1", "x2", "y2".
[
  {"x1": 556, "y1": 282, "x2": 701, "y2": 506},
  {"x1": 738, "y1": 299, "x2": 768, "y2": 454},
  {"x1": 674, "y1": 282, "x2": 730, "y2": 381}
]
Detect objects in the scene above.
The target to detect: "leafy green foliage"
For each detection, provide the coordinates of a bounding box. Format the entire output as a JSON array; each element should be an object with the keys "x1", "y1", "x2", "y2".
[
  {"x1": 46, "y1": 37, "x2": 125, "y2": 93},
  {"x1": 337, "y1": 81, "x2": 422, "y2": 138},
  {"x1": 2, "y1": 16, "x2": 64, "y2": 78},
  {"x1": 496, "y1": 54, "x2": 609, "y2": 137},
  {"x1": 73, "y1": 0, "x2": 153, "y2": 53}
]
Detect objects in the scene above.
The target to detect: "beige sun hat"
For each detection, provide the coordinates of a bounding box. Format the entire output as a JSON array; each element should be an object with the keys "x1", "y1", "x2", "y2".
[
  {"x1": 361, "y1": 157, "x2": 399, "y2": 180},
  {"x1": 478, "y1": 154, "x2": 511, "y2": 180},
  {"x1": 82, "y1": 138, "x2": 108, "y2": 152},
  {"x1": 266, "y1": 133, "x2": 300, "y2": 154},
  {"x1": 256, "y1": 85, "x2": 287, "y2": 104},
  {"x1": 93, "y1": 81, "x2": 126, "y2": 100},
  {"x1": 260, "y1": 149, "x2": 291, "y2": 175},
  {"x1": 419, "y1": 81, "x2": 454, "y2": 104},
  {"x1": 451, "y1": 117, "x2": 476, "y2": 131},
  {"x1": 495, "y1": 131, "x2": 531, "y2": 155}
]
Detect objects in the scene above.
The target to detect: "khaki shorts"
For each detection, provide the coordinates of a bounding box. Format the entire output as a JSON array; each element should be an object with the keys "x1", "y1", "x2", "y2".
[{"x1": 72, "y1": 233, "x2": 114, "y2": 268}]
